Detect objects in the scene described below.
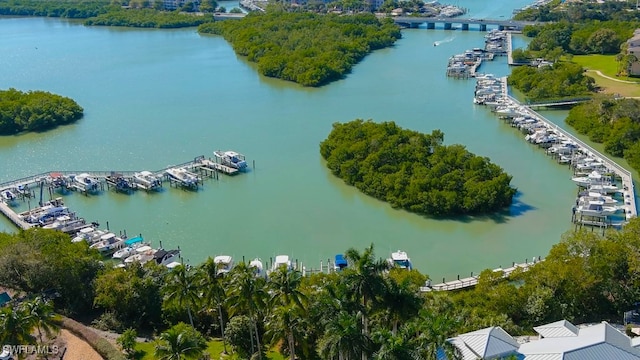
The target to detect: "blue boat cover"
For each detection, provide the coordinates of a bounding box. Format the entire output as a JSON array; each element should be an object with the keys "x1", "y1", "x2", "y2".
[
  {"x1": 335, "y1": 254, "x2": 347, "y2": 266},
  {"x1": 125, "y1": 236, "x2": 143, "y2": 246}
]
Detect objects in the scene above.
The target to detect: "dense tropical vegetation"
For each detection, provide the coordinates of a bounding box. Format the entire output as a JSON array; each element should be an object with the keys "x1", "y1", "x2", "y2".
[
  {"x1": 0, "y1": 0, "x2": 112, "y2": 18},
  {"x1": 507, "y1": 62, "x2": 597, "y2": 102},
  {"x1": 566, "y1": 96, "x2": 640, "y2": 172},
  {"x1": 198, "y1": 12, "x2": 401, "y2": 86},
  {"x1": 0, "y1": 0, "x2": 218, "y2": 27},
  {"x1": 319, "y1": 120, "x2": 517, "y2": 216},
  {"x1": 514, "y1": 0, "x2": 640, "y2": 22},
  {"x1": 85, "y1": 8, "x2": 214, "y2": 28},
  {"x1": 4, "y1": 221, "x2": 640, "y2": 358},
  {"x1": 0, "y1": 88, "x2": 84, "y2": 135}
]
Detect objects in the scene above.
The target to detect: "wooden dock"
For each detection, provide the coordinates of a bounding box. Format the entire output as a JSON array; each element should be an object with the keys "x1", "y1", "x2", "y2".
[
  {"x1": 196, "y1": 158, "x2": 239, "y2": 175},
  {"x1": 0, "y1": 201, "x2": 34, "y2": 230},
  {"x1": 421, "y1": 258, "x2": 543, "y2": 292}
]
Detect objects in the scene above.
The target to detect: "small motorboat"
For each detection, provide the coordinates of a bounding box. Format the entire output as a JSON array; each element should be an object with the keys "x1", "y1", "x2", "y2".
[
  {"x1": 249, "y1": 258, "x2": 265, "y2": 278},
  {"x1": 334, "y1": 254, "x2": 348, "y2": 271},
  {"x1": 1, "y1": 189, "x2": 16, "y2": 202}
]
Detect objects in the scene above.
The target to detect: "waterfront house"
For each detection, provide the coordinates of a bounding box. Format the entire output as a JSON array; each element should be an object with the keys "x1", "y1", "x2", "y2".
[
  {"x1": 626, "y1": 29, "x2": 640, "y2": 76},
  {"x1": 444, "y1": 320, "x2": 640, "y2": 359}
]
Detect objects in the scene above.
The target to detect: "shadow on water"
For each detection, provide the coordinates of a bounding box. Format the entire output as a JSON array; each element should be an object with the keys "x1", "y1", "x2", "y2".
[
  {"x1": 322, "y1": 158, "x2": 536, "y2": 224},
  {"x1": 442, "y1": 191, "x2": 536, "y2": 224}
]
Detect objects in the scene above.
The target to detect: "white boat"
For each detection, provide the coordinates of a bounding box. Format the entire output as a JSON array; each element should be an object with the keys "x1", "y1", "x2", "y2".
[
  {"x1": 90, "y1": 233, "x2": 125, "y2": 254},
  {"x1": 165, "y1": 168, "x2": 199, "y2": 188},
  {"x1": 575, "y1": 199, "x2": 618, "y2": 217},
  {"x1": 271, "y1": 255, "x2": 293, "y2": 272},
  {"x1": 214, "y1": 255, "x2": 234, "y2": 276},
  {"x1": 155, "y1": 249, "x2": 181, "y2": 267},
  {"x1": 72, "y1": 227, "x2": 106, "y2": 243},
  {"x1": 571, "y1": 171, "x2": 609, "y2": 187},
  {"x1": 249, "y1": 258, "x2": 265, "y2": 277},
  {"x1": 124, "y1": 245, "x2": 157, "y2": 265},
  {"x1": 71, "y1": 173, "x2": 100, "y2": 192},
  {"x1": 588, "y1": 183, "x2": 619, "y2": 194},
  {"x1": 213, "y1": 150, "x2": 248, "y2": 170},
  {"x1": 23, "y1": 203, "x2": 69, "y2": 224},
  {"x1": 388, "y1": 250, "x2": 412, "y2": 270},
  {"x1": 579, "y1": 192, "x2": 618, "y2": 206},
  {"x1": 1, "y1": 189, "x2": 16, "y2": 202},
  {"x1": 41, "y1": 214, "x2": 86, "y2": 231},
  {"x1": 112, "y1": 236, "x2": 146, "y2": 259},
  {"x1": 133, "y1": 171, "x2": 162, "y2": 190}
]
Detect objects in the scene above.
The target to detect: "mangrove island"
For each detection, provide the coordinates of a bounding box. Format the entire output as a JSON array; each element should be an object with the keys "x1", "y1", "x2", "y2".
[{"x1": 320, "y1": 120, "x2": 517, "y2": 216}]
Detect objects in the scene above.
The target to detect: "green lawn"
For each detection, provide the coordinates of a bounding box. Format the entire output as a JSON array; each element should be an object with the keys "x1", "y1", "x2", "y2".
[
  {"x1": 134, "y1": 339, "x2": 285, "y2": 360},
  {"x1": 571, "y1": 54, "x2": 638, "y2": 81},
  {"x1": 568, "y1": 54, "x2": 640, "y2": 97}
]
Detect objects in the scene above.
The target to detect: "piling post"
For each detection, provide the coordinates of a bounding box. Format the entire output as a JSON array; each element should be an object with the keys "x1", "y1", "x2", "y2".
[{"x1": 106, "y1": 221, "x2": 110, "y2": 231}]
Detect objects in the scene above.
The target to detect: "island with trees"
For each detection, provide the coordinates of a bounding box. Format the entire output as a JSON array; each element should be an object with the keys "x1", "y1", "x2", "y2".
[
  {"x1": 0, "y1": 88, "x2": 84, "y2": 135},
  {"x1": 198, "y1": 12, "x2": 401, "y2": 87},
  {"x1": 319, "y1": 120, "x2": 517, "y2": 216}
]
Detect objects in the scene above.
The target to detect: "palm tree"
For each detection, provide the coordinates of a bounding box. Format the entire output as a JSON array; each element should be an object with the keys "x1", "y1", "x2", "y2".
[
  {"x1": 226, "y1": 262, "x2": 267, "y2": 359},
  {"x1": 22, "y1": 297, "x2": 59, "y2": 344},
  {"x1": 154, "y1": 322, "x2": 207, "y2": 360},
  {"x1": 344, "y1": 244, "x2": 390, "y2": 360},
  {"x1": 265, "y1": 303, "x2": 306, "y2": 360},
  {"x1": 163, "y1": 265, "x2": 200, "y2": 328},
  {"x1": 266, "y1": 267, "x2": 307, "y2": 360},
  {"x1": 317, "y1": 311, "x2": 370, "y2": 360},
  {"x1": 0, "y1": 304, "x2": 35, "y2": 345},
  {"x1": 380, "y1": 277, "x2": 423, "y2": 336},
  {"x1": 371, "y1": 327, "x2": 419, "y2": 360},
  {"x1": 413, "y1": 310, "x2": 462, "y2": 360},
  {"x1": 197, "y1": 257, "x2": 228, "y2": 352}
]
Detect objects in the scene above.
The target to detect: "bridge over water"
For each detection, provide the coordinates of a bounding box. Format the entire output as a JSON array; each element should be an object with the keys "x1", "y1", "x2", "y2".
[{"x1": 391, "y1": 16, "x2": 537, "y2": 31}]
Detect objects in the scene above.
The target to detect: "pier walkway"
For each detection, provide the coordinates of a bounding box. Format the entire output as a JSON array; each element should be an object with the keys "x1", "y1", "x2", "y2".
[
  {"x1": 421, "y1": 258, "x2": 543, "y2": 292},
  {"x1": 0, "y1": 201, "x2": 34, "y2": 230},
  {"x1": 507, "y1": 94, "x2": 638, "y2": 219}
]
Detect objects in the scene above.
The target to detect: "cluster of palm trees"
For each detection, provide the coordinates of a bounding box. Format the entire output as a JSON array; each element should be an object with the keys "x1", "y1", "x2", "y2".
[
  {"x1": 157, "y1": 244, "x2": 462, "y2": 360},
  {"x1": 0, "y1": 297, "x2": 59, "y2": 351}
]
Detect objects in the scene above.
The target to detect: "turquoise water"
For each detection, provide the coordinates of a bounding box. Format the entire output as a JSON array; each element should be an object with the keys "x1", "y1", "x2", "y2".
[{"x1": 0, "y1": 3, "x2": 589, "y2": 280}]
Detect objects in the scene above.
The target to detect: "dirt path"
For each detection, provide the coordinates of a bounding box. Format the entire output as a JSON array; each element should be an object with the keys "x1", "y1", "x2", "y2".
[
  {"x1": 587, "y1": 69, "x2": 640, "y2": 84},
  {"x1": 59, "y1": 329, "x2": 104, "y2": 360}
]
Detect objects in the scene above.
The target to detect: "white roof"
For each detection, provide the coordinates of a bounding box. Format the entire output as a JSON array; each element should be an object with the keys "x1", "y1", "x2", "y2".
[
  {"x1": 534, "y1": 320, "x2": 579, "y2": 338},
  {"x1": 449, "y1": 326, "x2": 519, "y2": 360},
  {"x1": 519, "y1": 321, "x2": 640, "y2": 359},
  {"x1": 275, "y1": 255, "x2": 290, "y2": 264}
]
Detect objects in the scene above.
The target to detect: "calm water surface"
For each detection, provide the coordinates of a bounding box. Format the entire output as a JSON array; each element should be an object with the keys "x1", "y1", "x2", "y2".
[{"x1": 0, "y1": 2, "x2": 598, "y2": 279}]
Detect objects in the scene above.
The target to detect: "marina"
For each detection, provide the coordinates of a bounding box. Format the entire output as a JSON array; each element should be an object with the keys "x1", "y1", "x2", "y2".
[
  {"x1": 0, "y1": 10, "x2": 627, "y2": 279},
  {"x1": 473, "y1": 76, "x2": 637, "y2": 225}
]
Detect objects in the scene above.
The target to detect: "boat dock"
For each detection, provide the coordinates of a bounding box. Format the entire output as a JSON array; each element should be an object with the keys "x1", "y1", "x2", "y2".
[
  {"x1": 0, "y1": 200, "x2": 34, "y2": 230},
  {"x1": 507, "y1": 94, "x2": 637, "y2": 219},
  {"x1": 420, "y1": 258, "x2": 543, "y2": 292},
  {"x1": 195, "y1": 157, "x2": 239, "y2": 176}
]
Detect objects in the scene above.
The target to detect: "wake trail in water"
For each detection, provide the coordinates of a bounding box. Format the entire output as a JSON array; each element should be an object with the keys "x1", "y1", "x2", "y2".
[{"x1": 433, "y1": 35, "x2": 456, "y2": 46}]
